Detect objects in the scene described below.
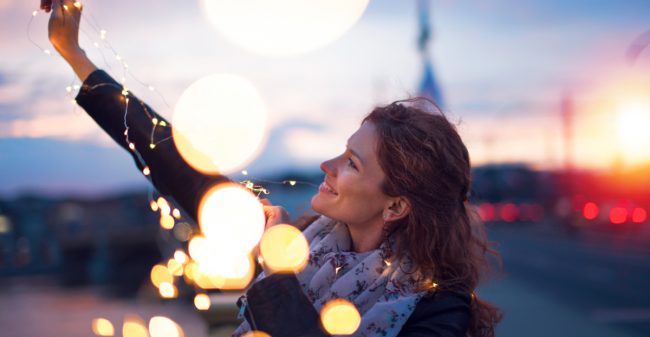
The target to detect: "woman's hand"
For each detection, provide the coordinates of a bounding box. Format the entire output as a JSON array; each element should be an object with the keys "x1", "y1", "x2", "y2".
[
  {"x1": 260, "y1": 199, "x2": 291, "y2": 229},
  {"x1": 43, "y1": 0, "x2": 97, "y2": 81},
  {"x1": 47, "y1": 0, "x2": 83, "y2": 58}
]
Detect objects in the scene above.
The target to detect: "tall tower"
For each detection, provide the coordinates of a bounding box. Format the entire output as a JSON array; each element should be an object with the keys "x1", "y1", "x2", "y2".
[{"x1": 417, "y1": 0, "x2": 445, "y2": 108}]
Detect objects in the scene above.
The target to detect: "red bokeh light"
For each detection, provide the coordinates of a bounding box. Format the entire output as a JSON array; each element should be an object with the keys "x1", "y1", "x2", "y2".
[
  {"x1": 609, "y1": 207, "x2": 628, "y2": 224},
  {"x1": 478, "y1": 203, "x2": 496, "y2": 222},
  {"x1": 583, "y1": 202, "x2": 599, "y2": 220},
  {"x1": 631, "y1": 207, "x2": 647, "y2": 223},
  {"x1": 500, "y1": 203, "x2": 519, "y2": 223}
]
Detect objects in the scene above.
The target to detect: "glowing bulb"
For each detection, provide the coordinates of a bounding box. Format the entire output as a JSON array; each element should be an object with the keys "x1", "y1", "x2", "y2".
[
  {"x1": 157, "y1": 197, "x2": 171, "y2": 215},
  {"x1": 66, "y1": 86, "x2": 72, "y2": 93},
  {"x1": 174, "y1": 250, "x2": 188, "y2": 264},
  {"x1": 142, "y1": 166, "x2": 151, "y2": 176},
  {"x1": 149, "y1": 144, "x2": 156, "y2": 149},
  {"x1": 62, "y1": 4, "x2": 69, "y2": 10},
  {"x1": 73, "y1": 85, "x2": 80, "y2": 90},
  {"x1": 149, "y1": 316, "x2": 184, "y2": 337},
  {"x1": 159, "y1": 282, "x2": 177, "y2": 298},
  {"x1": 115, "y1": 55, "x2": 122, "y2": 61},
  {"x1": 200, "y1": 0, "x2": 370, "y2": 56},
  {"x1": 32, "y1": 10, "x2": 37, "y2": 16},
  {"x1": 150, "y1": 200, "x2": 159, "y2": 211},
  {"x1": 121, "y1": 89, "x2": 129, "y2": 96},
  {"x1": 150, "y1": 264, "x2": 173, "y2": 288},
  {"x1": 242, "y1": 332, "x2": 271, "y2": 337},
  {"x1": 128, "y1": 143, "x2": 135, "y2": 150},
  {"x1": 122, "y1": 315, "x2": 147, "y2": 337},
  {"x1": 320, "y1": 299, "x2": 361, "y2": 335},
  {"x1": 198, "y1": 183, "x2": 265, "y2": 251},
  {"x1": 167, "y1": 258, "x2": 183, "y2": 276},
  {"x1": 148, "y1": 85, "x2": 155, "y2": 91},
  {"x1": 194, "y1": 293, "x2": 211, "y2": 310},
  {"x1": 289, "y1": 180, "x2": 296, "y2": 186},
  {"x1": 73, "y1": 2, "x2": 82, "y2": 9},
  {"x1": 159, "y1": 121, "x2": 167, "y2": 127},
  {"x1": 259, "y1": 224, "x2": 309, "y2": 273},
  {"x1": 152, "y1": 118, "x2": 158, "y2": 125},
  {"x1": 172, "y1": 208, "x2": 181, "y2": 219},
  {"x1": 160, "y1": 214, "x2": 175, "y2": 230},
  {"x1": 92, "y1": 318, "x2": 115, "y2": 336},
  {"x1": 172, "y1": 73, "x2": 268, "y2": 174},
  {"x1": 44, "y1": 49, "x2": 51, "y2": 55}
]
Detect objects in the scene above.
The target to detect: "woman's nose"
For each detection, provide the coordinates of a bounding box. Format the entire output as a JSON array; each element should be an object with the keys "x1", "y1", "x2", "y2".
[{"x1": 320, "y1": 158, "x2": 336, "y2": 176}]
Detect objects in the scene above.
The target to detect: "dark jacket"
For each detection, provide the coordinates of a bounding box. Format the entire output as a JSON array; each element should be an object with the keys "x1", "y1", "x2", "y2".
[{"x1": 75, "y1": 69, "x2": 471, "y2": 337}]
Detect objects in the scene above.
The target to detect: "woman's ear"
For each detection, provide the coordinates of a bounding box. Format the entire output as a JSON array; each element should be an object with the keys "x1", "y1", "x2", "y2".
[{"x1": 383, "y1": 196, "x2": 411, "y2": 222}]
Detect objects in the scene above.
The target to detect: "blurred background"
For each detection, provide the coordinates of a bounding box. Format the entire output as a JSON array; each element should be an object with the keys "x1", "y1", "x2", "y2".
[{"x1": 2, "y1": 0, "x2": 650, "y2": 336}]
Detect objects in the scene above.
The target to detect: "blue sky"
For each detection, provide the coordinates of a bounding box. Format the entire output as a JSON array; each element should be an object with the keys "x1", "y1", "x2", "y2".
[{"x1": 1, "y1": 0, "x2": 650, "y2": 196}]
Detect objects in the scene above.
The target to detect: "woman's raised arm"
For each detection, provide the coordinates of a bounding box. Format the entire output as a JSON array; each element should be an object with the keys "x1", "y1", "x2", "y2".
[{"x1": 45, "y1": 0, "x2": 229, "y2": 222}]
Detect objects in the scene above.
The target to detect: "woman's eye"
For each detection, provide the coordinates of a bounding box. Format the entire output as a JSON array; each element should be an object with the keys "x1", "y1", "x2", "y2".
[{"x1": 347, "y1": 158, "x2": 357, "y2": 170}]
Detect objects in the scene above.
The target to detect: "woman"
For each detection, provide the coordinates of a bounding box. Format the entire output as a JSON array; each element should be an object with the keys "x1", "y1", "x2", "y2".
[{"x1": 44, "y1": 0, "x2": 502, "y2": 336}]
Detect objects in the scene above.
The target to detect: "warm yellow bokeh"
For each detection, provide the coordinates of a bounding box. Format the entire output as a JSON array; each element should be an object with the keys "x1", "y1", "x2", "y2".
[
  {"x1": 157, "y1": 197, "x2": 171, "y2": 215},
  {"x1": 194, "y1": 293, "x2": 211, "y2": 310},
  {"x1": 123, "y1": 315, "x2": 148, "y2": 337},
  {"x1": 160, "y1": 214, "x2": 175, "y2": 230},
  {"x1": 242, "y1": 331, "x2": 271, "y2": 337},
  {"x1": 150, "y1": 264, "x2": 173, "y2": 288},
  {"x1": 91, "y1": 318, "x2": 115, "y2": 336},
  {"x1": 149, "y1": 316, "x2": 184, "y2": 337},
  {"x1": 167, "y1": 258, "x2": 184, "y2": 276},
  {"x1": 200, "y1": 0, "x2": 370, "y2": 56},
  {"x1": 172, "y1": 74, "x2": 268, "y2": 174},
  {"x1": 159, "y1": 282, "x2": 178, "y2": 298},
  {"x1": 259, "y1": 224, "x2": 309, "y2": 273},
  {"x1": 198, "y1": 184, "x2": 265, "y2": 251},
  {"x1": 192, "y1": 253, "x2": 255, "y2": 290},
  {"x1": 174, "y1": 250, "x2": 188, "y2": 264},
  {"x1": 320, "y1": 299, "x2": 361, "y2": 335}
]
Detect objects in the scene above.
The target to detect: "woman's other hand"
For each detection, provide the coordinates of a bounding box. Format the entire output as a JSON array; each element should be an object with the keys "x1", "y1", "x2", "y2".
[{"x1": 260, "y1": 199, "x2": 291, "y2": 229}]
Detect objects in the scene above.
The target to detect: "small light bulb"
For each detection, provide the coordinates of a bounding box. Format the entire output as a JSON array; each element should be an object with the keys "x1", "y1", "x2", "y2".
[
  {"x1": 128, "y1": 143, "x2": 135, "y2": 150},
  {"x1": 143, "y1": 166, "x2": 151, "y2": 176},
  {"x1": 159, "y1": 121, "x2": 167, "y2": 127},
  {"x1": 149, "y1": 144, "x2": 156, "y2": 149},
  {"x1": 65, "y1": 86, "x2": 72, "y2": 93},
  {"x1": 44, "y1": 49, "x2": 51, "y2": 55},
  {"x1": 32, "y1": 10, "x2": 38, "y2": 16},
  {"x1": 152, "y1": 118, "x2": 158, "y2": 125},
  {"x1": 62, "y1": 4, "x2": 69, "y2": 10},
  {"x1": 70, "y1": 99, "x2": 77, "y2": 105},
  {"x1": 115, "y1": 55, "x2": 121, "y2": 61},
  {"x1": 242, "y1": 170, "x2": 248, "y2": 175},
  {"x1": 148, "y1": 85, "x2": 155, "y2": 91},
  {"x1": 73, "y1": 1, "x2": 82, "y2": 9},
  {"x1": 73, "y1": 85, "x2": 80, "y2": 90},
  {"x1": 289, "y1": 180, "x2": 296, "y2": 186}
]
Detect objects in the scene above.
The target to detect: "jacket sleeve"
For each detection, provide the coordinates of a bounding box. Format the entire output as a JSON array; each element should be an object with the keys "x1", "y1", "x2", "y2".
[
  {"x1": 74, "y1": 69, "x2": 229, "y2": 222},
  {"x1": 397, "y1": 291, "x2": 471, "y2": 337}
]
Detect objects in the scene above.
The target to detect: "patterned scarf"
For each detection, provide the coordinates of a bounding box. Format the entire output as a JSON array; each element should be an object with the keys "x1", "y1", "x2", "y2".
[{"x1": 233, "y1": 216, "x2": 427, "y2": 336}]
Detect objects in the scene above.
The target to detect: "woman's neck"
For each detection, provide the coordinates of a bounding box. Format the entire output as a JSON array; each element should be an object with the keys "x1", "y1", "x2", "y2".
[{"x1": 347, "y1": 221, "x2": 384, "y2": 253}]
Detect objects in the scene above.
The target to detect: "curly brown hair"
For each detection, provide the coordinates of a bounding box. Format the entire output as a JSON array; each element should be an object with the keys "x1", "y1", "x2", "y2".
[{"x1": 362, "y1": 97, "x2": 503, "y2": 337}]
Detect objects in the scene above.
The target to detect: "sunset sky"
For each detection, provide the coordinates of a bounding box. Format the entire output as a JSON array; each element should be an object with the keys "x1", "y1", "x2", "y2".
[{"x1": 1, "y1": 0, "x2": 650, "y2": 196}]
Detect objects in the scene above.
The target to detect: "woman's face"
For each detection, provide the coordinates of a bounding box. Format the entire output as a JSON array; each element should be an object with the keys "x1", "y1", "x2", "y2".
[{"x1": 311, "y1": 122, "x2": 391, "y2": 228}]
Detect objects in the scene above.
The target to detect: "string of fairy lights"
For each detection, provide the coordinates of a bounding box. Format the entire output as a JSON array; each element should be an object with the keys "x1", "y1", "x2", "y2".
[{"x1": 28, "y1": 0, "x2": 320, "y2": 297}]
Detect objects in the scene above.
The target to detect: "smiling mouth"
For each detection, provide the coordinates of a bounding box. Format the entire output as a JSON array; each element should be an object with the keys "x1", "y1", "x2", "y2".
[{"x1": 319, "y1": 181, "x2": 338, "y2": 195}]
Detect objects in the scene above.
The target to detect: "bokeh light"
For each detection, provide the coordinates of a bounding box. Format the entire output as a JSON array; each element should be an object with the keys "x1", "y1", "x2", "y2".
[
  {"x1": 193, "y1": 252, "x2": 255, "y2": 290},
  {"x1": 242, "y1": 332, "x2": 271, "y2": 337},
  {"x1": 149, "y1": 316, "x2": 184, "y2": 337},
  {"x1": 320, "y1": 298, "x2": 361, "y2": 335},
  {"x1": 123, "y1": 315, "x2": 148, "y2": 337},
  {"x1": 159, "y1": 282, "x2": 178, "y2": 298},
  {"x1": 160, "y1": 214, "x2": 175, "y2": 230},
  {"x1": 172, "y1": 74, "x2": 268, "y2": 174},
  {"x1": 92, "y1": 318, "x2": 115, "y2": 336},
  {"x1": 200, "y1": 0, "x2": 370, "y2": 56},
  {"x1": 150, "y1": 264, "x2": 173, "y2": 288},
  {"x1": 259, "y1": 224, "x2": 309, "y2": 273},
  {"x1": 194, "y1": 293, "x2": 211, "y2": 310},
  {"x1": 583, "y1": 202, "x2": 599, "y2": 220},
  {"x1": 167, "y1": 258, "x2": 183, "y2": 276},
  {"x1": 198, "y1": 183, "x2": 265, "y2": 251}
]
